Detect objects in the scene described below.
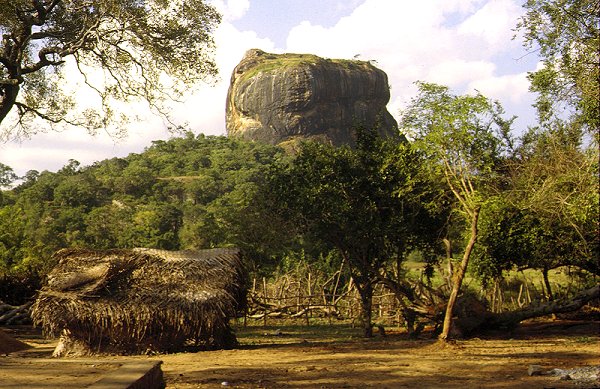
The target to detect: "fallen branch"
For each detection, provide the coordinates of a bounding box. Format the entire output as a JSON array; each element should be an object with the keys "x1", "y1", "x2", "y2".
[
  {"x1": 0, "y1": 301, "x2": 33, "y2": 325},
  {"x1": 247, "y1": 303, "x2": 340, "y2": 319},
  {"x1": 480, "y1": 284, "x2": 600, "y2": 331}
]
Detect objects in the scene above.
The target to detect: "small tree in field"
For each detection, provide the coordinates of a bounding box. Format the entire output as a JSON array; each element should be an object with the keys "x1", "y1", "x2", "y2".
[
  {"x1": 0, "y1": 0, "x2": 220, "y2": 139},
  {"x1": 400, "y1": 82, "x2": 512, "y2": 341}
]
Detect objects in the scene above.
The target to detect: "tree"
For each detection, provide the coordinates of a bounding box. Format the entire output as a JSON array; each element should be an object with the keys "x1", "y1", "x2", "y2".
[
  {"x1": 0, "y1": 205, "x2": 26, "y2": 272},
  {"x1": 0, "y1": 0, "x2": 220, "y2": 139},
  {"x1": 0, "y1": 163, "x2": 17, "y2": 187},
  {"x1": 83, "y1": 205, "x2": 130, "y2": 249},
  {"x1": 113, "y1": 161, "x2": 157, "y2": 199},
  {"x1": 527, "y1": 128, "x2": 599, "y2": 273},
  {"x1": 0, "y1": 162, "x2": 18, "y2": 205},
  {"x1": 490, "y1": 123, "x2": 600, "y2": 283},
  {"x1": 474, "y1": 200, "x2": 578, "y2": 300},
  {"x1": 266, "y1": 130, "x2": 442, "y2": 337},
  {"x1": 517, "y1": 0, "x2": 599, "y2": 132},
  {"x1": 496, "y1": 0, "x2": 600, "y2": 301},
  {"x1": 122, "y1": 203, "x2": 182, "y2": 250},
  {"x1": 400, "y1": 82, "x2": 512, "y2": 341},
  {"x1": 54, "y1": 172, "x2": 102, "y2": 209}
]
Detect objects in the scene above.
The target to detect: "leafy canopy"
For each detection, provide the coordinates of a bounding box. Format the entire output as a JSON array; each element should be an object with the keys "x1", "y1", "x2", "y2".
[
  {"x1": 0, "y1": 0, "x2": 221, "y2": 139},
  {"x1": 0, "y1": 134, "x2": 284, "y2": 278},
  {"x1": 268, "y1": 130, "x2": 441, "y2": 276},
  {"x1": 517, "y1": 0, "x2": 599, "y2": 132},
  {"x1": 473, "y1": 126, "x2": 599, "y2": 297},
  {"x1": 400, "y1": 82, "x2": 512, "y2": 216},
  {"x1": 0, "y1": 162, "x2": 18, "y2": 187}
]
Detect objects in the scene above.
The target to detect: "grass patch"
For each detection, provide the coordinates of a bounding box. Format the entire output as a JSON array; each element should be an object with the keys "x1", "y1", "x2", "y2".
[
  {"x1": 238, "y1": 52, "x2": 372, "y2": 84},
  {"x1": 573, "y1": 336, "x2": 595, "y2": 344},
  {"x1": 233, "y1": 321, "x2": 364, "y2": 347}
]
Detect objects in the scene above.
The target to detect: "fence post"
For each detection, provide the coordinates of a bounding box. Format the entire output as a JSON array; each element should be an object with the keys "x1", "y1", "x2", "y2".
[
  {"x1": 306, "y1": 272, "x2": 311, "y2": 326},
  {"x1": 262, "y1": 277, "x2": 268, "y2": 327}
]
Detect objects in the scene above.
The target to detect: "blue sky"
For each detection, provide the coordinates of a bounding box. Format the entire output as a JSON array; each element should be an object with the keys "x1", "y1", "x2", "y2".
[
  {"x1": 1, "y1": 0, "x2": 540, "y2": 177},
  {"x1": 233, "y1": 0, "x2": 364, "y2": 47}
]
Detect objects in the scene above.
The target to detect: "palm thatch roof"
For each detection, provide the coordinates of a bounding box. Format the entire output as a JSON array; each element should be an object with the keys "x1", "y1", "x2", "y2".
[{"x1": 31, "y1": 248, "x2": 246, "y2": 356}]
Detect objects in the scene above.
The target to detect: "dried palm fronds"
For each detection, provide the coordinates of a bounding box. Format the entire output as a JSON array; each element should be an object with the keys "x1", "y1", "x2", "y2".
[{"x1": 31, "y1": 248, "x2": 246, "y2": 356}]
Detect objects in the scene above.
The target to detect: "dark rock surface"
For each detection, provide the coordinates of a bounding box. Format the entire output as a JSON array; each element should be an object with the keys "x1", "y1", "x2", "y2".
[{"x1": 226, "y1": 49, "x2": 397, "y2": 146}]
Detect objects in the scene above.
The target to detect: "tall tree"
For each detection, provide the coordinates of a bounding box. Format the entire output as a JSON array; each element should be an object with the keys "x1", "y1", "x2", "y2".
[
  {"x1": 517, "y1": 0, "x2": 599, "y2": 132},
  {"x1": 400, "y1": 82, "x2": 512, "y2": 341},
  {"x1": 266, "y1": 130, "x2": 441, "y2": 337},
  {"x1": 514, "y1": 0, "x2": 599, "y2": 281},
  {"x1": 0, "y1": 0, "x2": 220, "y2": 139}
]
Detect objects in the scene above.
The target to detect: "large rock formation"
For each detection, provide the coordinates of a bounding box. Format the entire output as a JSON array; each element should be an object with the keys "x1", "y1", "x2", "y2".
[{"x1": 226, "y1": 49, "x2": 397, "y2": 146}]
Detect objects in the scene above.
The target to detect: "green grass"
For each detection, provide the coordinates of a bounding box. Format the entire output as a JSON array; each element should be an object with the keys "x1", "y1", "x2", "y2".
[
  {"x1": 238, "y1": 53, "x2": 371, "y2": 84},
  {"x1": 232, "y1": 321, "x2": 365, "y2": 347},
  {"x1": 572, "y1": 336, "x2": 595, "y2": 344},
  {"x1": 403, "y1": 255, "x2": 597, "y2": 310}
]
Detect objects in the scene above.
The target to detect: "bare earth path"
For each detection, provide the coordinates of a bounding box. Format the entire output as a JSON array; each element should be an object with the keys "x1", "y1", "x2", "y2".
[{"x1": 1, "y1": 321, "x2": 598, "y2": 388}]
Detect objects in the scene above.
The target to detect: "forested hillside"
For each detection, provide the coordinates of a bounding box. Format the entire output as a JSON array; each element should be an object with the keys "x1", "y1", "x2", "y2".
[{"x1": 0, "y1": 133, "x2": 287, "y2": 301}]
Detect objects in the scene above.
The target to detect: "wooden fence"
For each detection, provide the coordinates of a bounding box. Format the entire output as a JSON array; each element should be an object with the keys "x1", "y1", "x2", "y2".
[{"x1": 244, "y1": 272, "x2": 402, "y2": 327}]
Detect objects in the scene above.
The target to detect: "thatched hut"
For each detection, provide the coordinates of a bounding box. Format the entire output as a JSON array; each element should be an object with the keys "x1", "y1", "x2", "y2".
[{"x1": 31, "y1": 248, "x2": 246, "y2": 356}]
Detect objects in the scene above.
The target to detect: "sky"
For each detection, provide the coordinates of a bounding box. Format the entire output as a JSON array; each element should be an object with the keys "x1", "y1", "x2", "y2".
[{"x1": 0, "y1": 0, "x2": 540, "y2": 177}]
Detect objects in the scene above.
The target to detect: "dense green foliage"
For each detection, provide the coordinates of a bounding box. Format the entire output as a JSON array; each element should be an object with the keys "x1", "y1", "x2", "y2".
[
  {"x1": 0, "y1": 133, "x2": 285, "y2": 283},
  {"x1": 0, "y1": 163, "x2": 17, "y2": 188},
  {"x1": 472, "y1": 0, "x2": 600, "y2": 290},
  {"x1": 474, "y1": 127, "x2": 599, "y2": 285}
]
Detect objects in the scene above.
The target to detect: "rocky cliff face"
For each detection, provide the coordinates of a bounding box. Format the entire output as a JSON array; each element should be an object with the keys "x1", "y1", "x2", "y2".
[{"x1": 226, "y1": 49, "x2": 397, "y2": 146}]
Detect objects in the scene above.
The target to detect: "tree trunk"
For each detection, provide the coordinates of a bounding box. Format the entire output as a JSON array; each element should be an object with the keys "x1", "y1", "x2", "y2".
[
  {"x1": 439, "y1": 207, "x2": 479, "y2": 341},
  {"x1": 378, "y1": 276, "x2": 418, "y2": 335},
  {"x1": 0, "y1": 83, "x2": 20, "y2": 124},
  {"x1": 480, "y1": 284, "x2": 599, "y2": 331},
  {"x1": 355, "y1": 279, "x2": 374, "y2": 338},
  {"x1": 542, "y1": 266, "x2": 554, "y2": 301},
  {"x1": 443, "y1": 238, "x2": 452, "y2": 260},
  {"x1": 0, "y1": 301, "x2": 32, "y2": 325}
]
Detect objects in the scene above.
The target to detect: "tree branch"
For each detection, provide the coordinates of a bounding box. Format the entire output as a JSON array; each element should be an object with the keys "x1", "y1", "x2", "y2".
[
  {"x1": 21, "y1": 47, "x2": 66, "y2": 74},
  {"x1": 0, "y1": 79, "x2": 20, "y2": 86}
]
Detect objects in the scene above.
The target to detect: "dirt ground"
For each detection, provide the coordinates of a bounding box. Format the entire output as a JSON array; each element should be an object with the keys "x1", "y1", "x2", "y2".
[{"x1": 1, "y1": 320, "x2": 599, "y2": 389}]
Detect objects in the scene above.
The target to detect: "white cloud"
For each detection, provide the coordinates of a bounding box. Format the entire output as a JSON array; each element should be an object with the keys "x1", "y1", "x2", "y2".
[
  {"x1": 457, "y1": 0, "x2": 522, "y2": 52},
  {"x1": 468, "y1": 71, "x2": 531, "y2": 104},
  {"x1": 211, "y1": 0, "x2": 250, "y2": 21},
  {"x1": 286, "y1": 0, "x2": 535, "y2": 124},
  {"x1": 426, "y1": 60, "x2": 496, "y2": 88}
]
